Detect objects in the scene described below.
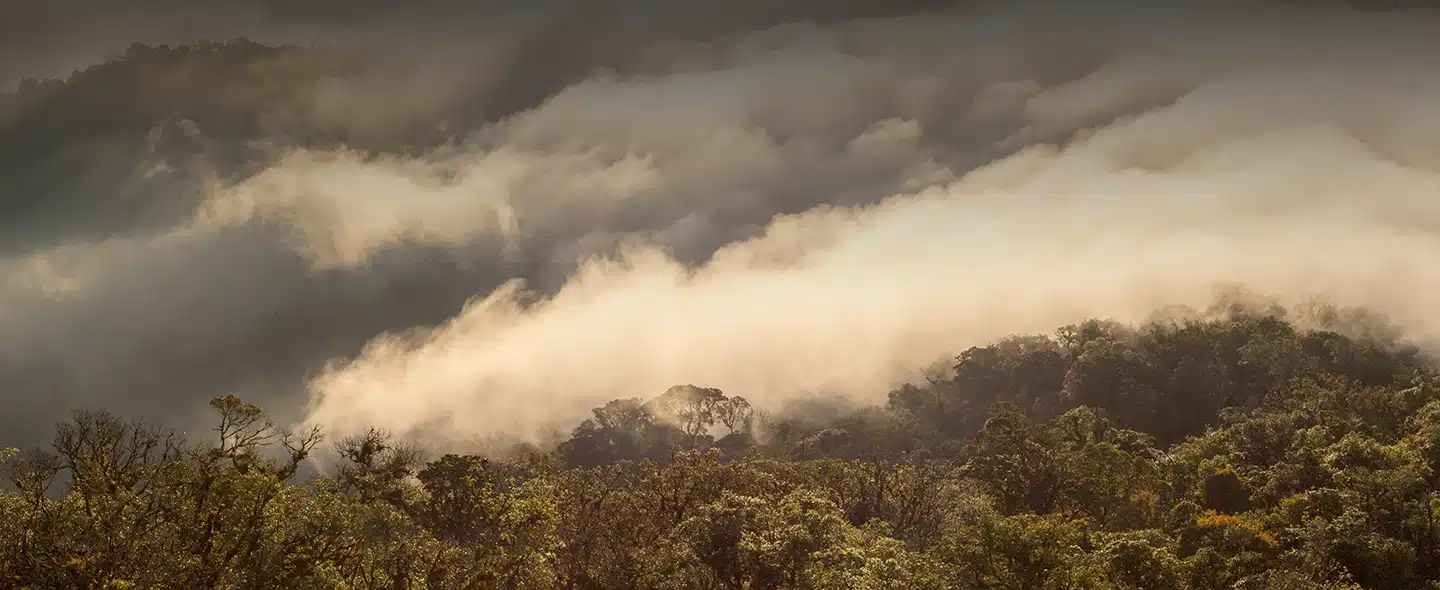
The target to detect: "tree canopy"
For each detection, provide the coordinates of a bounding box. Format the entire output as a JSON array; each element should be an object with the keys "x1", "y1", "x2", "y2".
[{"x1": 4, "y1": 304, "x2": 1439, "y2": 588}]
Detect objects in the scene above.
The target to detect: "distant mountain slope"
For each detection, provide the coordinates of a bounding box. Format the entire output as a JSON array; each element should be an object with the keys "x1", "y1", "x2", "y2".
[{"x1": 0, "y1": 39, "x2": 452, "y2": 253}]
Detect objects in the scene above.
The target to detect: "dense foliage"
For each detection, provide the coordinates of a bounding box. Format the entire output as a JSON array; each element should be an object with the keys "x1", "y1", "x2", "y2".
[{"x1": 5, "y1": 303, "x2": 1440, "y2": 589}]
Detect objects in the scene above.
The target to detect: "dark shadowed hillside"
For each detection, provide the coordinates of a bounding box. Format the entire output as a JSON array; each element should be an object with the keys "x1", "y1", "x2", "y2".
[{"x1": 0, "y1": 39, "x2": 456, "y2": 254}]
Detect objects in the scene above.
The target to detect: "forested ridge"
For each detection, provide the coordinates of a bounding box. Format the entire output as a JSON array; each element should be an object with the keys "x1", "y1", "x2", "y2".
[{"x1": 5, "y1": 300, "x2": 1440, "y2": 589}]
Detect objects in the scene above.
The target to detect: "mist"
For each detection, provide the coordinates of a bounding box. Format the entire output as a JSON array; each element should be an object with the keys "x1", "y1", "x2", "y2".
[{"x1": 5, "y1": 0, "x2": 1440, "y2": 450}]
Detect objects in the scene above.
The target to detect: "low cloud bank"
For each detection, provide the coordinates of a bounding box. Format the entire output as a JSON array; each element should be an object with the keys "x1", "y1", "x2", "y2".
[{"x1": 5, "y1": 0, "x2": 1440, "y2": 449}]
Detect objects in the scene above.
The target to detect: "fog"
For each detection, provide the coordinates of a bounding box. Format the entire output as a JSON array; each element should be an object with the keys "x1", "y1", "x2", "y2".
[{"x1": 5, "y1": 0, "x2": 1440, "y2": 449}]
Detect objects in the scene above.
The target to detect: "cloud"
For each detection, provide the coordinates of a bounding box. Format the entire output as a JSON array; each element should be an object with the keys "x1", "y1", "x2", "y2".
[
  {"x1": 6, "y1": 0, "x2": 1440, "y2": 450},
  {"x1": 290, "y1": 2, "x2": 1440, "y2": 446},
  {"x1": 0, "y1": 0, "x2": 981, "y2": 444}
]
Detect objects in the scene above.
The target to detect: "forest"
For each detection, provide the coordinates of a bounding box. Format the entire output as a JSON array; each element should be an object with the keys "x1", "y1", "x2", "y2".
[{"x1": 5, "y1": 299, "x2": 1440, "y2": 589}]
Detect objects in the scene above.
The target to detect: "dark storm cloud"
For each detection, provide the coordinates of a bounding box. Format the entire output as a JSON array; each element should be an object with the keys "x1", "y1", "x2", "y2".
[
  {"x1": 0, "y1": 0, "x2": 982, "y2": 443},
  {"x1": 3, "y1": 0, "x2": 1440, "y2": 449}
]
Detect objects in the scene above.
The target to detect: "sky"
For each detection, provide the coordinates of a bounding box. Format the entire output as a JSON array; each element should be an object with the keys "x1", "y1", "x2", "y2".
[{"x1": 4, "y1": 0, "x2": 1440, "y2": 451}]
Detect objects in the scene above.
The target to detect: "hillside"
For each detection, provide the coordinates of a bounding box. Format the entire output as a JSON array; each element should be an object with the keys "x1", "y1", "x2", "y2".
[
  {"x1": 4, "y1": 306, "x2": 1436, "y2": 588},
  {"x1": 0, "y1": 39, "x2": 449, "y2": 253}
]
